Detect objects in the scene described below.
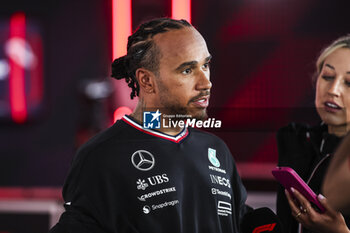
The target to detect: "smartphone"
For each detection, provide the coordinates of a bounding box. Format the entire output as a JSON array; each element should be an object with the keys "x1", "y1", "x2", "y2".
[{"x1": 272, "y1": 167, "x2": 325, "y2": 213}]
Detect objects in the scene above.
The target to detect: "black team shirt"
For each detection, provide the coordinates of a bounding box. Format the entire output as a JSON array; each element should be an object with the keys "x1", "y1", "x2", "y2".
[{"x1": 52, "y1": 115, "x2": 250, "y2": 233}]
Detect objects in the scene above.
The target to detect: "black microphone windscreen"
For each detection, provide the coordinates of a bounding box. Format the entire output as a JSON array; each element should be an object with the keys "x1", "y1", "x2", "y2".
[{"x1": 241, "y1": 207, "x2": 284, "y2": 233}]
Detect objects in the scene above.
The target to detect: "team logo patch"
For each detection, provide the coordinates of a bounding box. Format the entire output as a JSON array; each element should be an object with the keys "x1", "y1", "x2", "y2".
[
  {"x1": 143, "y1": 205, "x2": 151, "y2": 214},
  {"x1": 131, "y1": 150, "x2": 155, "y2": 171},
  {"x1": 208, "y1": 148, "x2": 220, "y2": 167},
  {"x1": 136, "y1": 179, "x2": 149, "y2": 190},
  {"x1": 217, "y1": 201, "x2": 232, "y2": 216},
  {"x1": 211, "y1": 188, "x2": 232, "y2": 200},
  {"x1": 210, "y1": 174, "x2": 231, "y2": 188},
  {"x1": 143, "y1": 110, "x2": 161, "y2": 129}
]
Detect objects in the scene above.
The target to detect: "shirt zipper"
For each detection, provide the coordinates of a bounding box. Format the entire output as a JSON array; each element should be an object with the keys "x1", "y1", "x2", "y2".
[{"x1": 298, "y1": 138, "x2": 331, "y2": 233}]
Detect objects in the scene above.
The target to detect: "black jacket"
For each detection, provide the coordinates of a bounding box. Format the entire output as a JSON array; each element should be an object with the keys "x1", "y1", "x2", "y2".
[
  {"x1": 50, "y1": 115, "x2": 251, "y2": 233},
  {"x1": 276, "y1": 122, "x2": 349, "y2": 233}
]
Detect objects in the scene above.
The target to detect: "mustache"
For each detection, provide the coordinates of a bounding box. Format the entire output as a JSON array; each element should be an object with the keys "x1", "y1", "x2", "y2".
[{"x1": 188, "y1": 91, "x2": 211, "y2": 103}]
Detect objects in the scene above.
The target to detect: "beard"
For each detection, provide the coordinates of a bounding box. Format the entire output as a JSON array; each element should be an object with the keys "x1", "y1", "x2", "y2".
[
  {"x1": 157, "y1": 81, "x2": 208, "y2": 121},
  {"x1": 159, "y1": 100, "x2": 208, "y2": 121}
]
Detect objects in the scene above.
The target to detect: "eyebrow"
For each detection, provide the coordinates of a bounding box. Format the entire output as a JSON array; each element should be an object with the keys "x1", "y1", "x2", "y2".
[
  {"x1": 325, "y1": 64, "x2": 335, "y2": 70},
  {"x1": 175, "y1": 55, "x2": 212, "y2": 72},
  {"x1": 325, "y1": 63, "x2": 350, "y2": 74}
]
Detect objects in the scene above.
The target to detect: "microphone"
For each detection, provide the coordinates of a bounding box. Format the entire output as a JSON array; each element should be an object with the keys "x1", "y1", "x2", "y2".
[{"x1": 241, "y1": 207, "x2": 284, "y2": 233}]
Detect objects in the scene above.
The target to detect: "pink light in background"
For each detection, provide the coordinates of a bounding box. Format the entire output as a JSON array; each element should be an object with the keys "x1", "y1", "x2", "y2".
[
  {"x1": 113, "y1": 106, "x2": 132, "y2": 122},
  {"x1": 112, "y1": 0, "x2": 132, "y2": 59},
  {"x1": 172, "y1": 0, "x2": 191, "y2": 23},
  {"x1": 111, "y1": 0, "x2": 137, "y2": 113},
  {"x1": 9, "y1": 12, "x2": 27, "y2": 123}
]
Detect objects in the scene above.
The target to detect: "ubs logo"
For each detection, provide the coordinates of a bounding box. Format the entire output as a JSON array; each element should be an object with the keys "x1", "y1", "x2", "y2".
[
  {"x1": 131, "y1": 150, "x2": 155, "y2": 171},
  {"x1": 148, "y1": 174, "x2": 169, "y2": 185},
  {"x1": 136, "y1": 174, "x2": 170, "y2": 190}
]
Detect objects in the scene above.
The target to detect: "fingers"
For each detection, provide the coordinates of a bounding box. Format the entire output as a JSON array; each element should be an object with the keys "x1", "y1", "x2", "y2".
[
  {"x1": 285, "y1": 189, "x2": 349, "y2": 233},
  {"x1": 285, "y1": 189, "x2": 303, "y2": 219},
  {"x1": 285, "y1": 188, "x2": 316, "y2": 223},
  {"x1": 317, "y1": 194, "x2": 336, "y2": 216},
  {"x1": 291, "y1": 188, "x2": 312, "y2": 211}
]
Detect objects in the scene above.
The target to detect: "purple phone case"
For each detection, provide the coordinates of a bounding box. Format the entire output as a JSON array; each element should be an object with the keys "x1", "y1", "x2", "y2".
[{"x1": 272, "y1": 167, "x2": 325, "y2": 213}]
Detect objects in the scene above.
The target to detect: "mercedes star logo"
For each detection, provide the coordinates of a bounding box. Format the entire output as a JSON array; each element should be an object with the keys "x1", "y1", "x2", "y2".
[{"x1": 131, "y1": 150, "x2": 155, "y2": 171}]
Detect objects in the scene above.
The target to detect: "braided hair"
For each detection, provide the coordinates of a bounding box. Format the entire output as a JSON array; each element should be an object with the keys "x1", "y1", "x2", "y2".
[{"x1": 111, "y1": 18, "x2": 192, "y2": 99}]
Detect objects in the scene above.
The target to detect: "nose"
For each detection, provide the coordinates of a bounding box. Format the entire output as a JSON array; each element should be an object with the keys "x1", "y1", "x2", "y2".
[
  {"x1": 196, "y1": 70, "x2": 212, "y2": 90},
  {"x1": 328, "y1": 77, "x2": 341, "y2": 97}
]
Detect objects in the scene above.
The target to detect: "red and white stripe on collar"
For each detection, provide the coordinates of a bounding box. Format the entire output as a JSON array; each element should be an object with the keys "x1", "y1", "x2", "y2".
[{"x1": 122, "y1": 115, "x2": 189, "y2": 143}]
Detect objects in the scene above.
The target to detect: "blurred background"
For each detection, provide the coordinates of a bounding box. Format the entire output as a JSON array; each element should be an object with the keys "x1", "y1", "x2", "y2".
[{"x1": 0, "y1": 0, "x2": 349, "y2": 232}]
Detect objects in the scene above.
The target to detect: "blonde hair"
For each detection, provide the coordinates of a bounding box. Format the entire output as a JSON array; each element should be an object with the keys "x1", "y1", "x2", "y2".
[{"x1": 313, "y1": 35, "x2": 350, "y2": 83}]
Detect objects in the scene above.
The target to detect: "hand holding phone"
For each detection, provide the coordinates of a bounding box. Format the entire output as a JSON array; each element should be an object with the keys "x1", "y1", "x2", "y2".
[{"x1": 272, "y1": 167, "x2": 325, "y2": 213}]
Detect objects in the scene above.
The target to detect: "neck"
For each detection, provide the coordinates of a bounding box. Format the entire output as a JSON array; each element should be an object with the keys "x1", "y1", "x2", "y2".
[
  {"x1": 130, "y1": 99, "x2": 184, "y2": 136},
  {"x1": 328, "y1": 124, "x2": 349, "y2": 137},
  {"x1": 130, "y1": 99, "x2": 145, "y2": 123}
]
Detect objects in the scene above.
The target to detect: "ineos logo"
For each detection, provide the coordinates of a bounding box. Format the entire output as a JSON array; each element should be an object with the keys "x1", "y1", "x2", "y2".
[{"x1": 131, "y1": 150, "x2": 155, "y2": 171}]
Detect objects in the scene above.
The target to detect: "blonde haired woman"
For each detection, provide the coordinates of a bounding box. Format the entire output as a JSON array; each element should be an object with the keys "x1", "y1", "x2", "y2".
[{"x1": 276, "y1": 35, "x2": 350, "y2": 233}]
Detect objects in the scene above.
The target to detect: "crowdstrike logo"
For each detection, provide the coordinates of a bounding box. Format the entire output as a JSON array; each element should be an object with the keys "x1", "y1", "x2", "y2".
[
  {"x1": 137, "y1": 187, "x2": 176, "y2": 202},
  {"x1": 131, "y1": 150, "x2": 155, "y2": 171}
]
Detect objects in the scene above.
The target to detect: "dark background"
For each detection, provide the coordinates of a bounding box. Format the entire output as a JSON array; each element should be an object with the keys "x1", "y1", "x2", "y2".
[{"x1": 0, "y1": 0, "x2": 349, "y2": 189}]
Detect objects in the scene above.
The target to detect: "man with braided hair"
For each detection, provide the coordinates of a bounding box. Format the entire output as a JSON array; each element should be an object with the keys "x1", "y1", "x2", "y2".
[{"x1": 50, "y1": 18, "x2": 251, "y2": 233}]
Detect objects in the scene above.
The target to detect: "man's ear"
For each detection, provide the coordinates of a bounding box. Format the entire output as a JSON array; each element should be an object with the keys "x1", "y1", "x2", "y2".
[{"x1": 135, "y1": 68, "x2": 156, "y2": 94}]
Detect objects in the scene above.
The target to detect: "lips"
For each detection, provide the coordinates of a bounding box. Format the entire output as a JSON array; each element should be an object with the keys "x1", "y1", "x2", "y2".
[
  {"x1": 324, "y1": 101, "x2": 342, "y2": 113},
  {"x1": 192, "y1": 96, "x2": 209, "y2": 108}
]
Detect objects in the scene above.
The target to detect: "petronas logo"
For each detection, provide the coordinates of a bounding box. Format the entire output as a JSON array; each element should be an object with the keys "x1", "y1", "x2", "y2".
[{"x1": 208, "y1": 148, "x2": 220, "y2": 167}]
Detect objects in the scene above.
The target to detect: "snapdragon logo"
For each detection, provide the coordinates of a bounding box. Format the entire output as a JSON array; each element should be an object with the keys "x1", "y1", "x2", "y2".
[
  {"x1": 152, "y1": 200, "x2": 179, "y2": 210},
  {"x1": 143, "y1": 205, "x2": 151, "y2": 214}
]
